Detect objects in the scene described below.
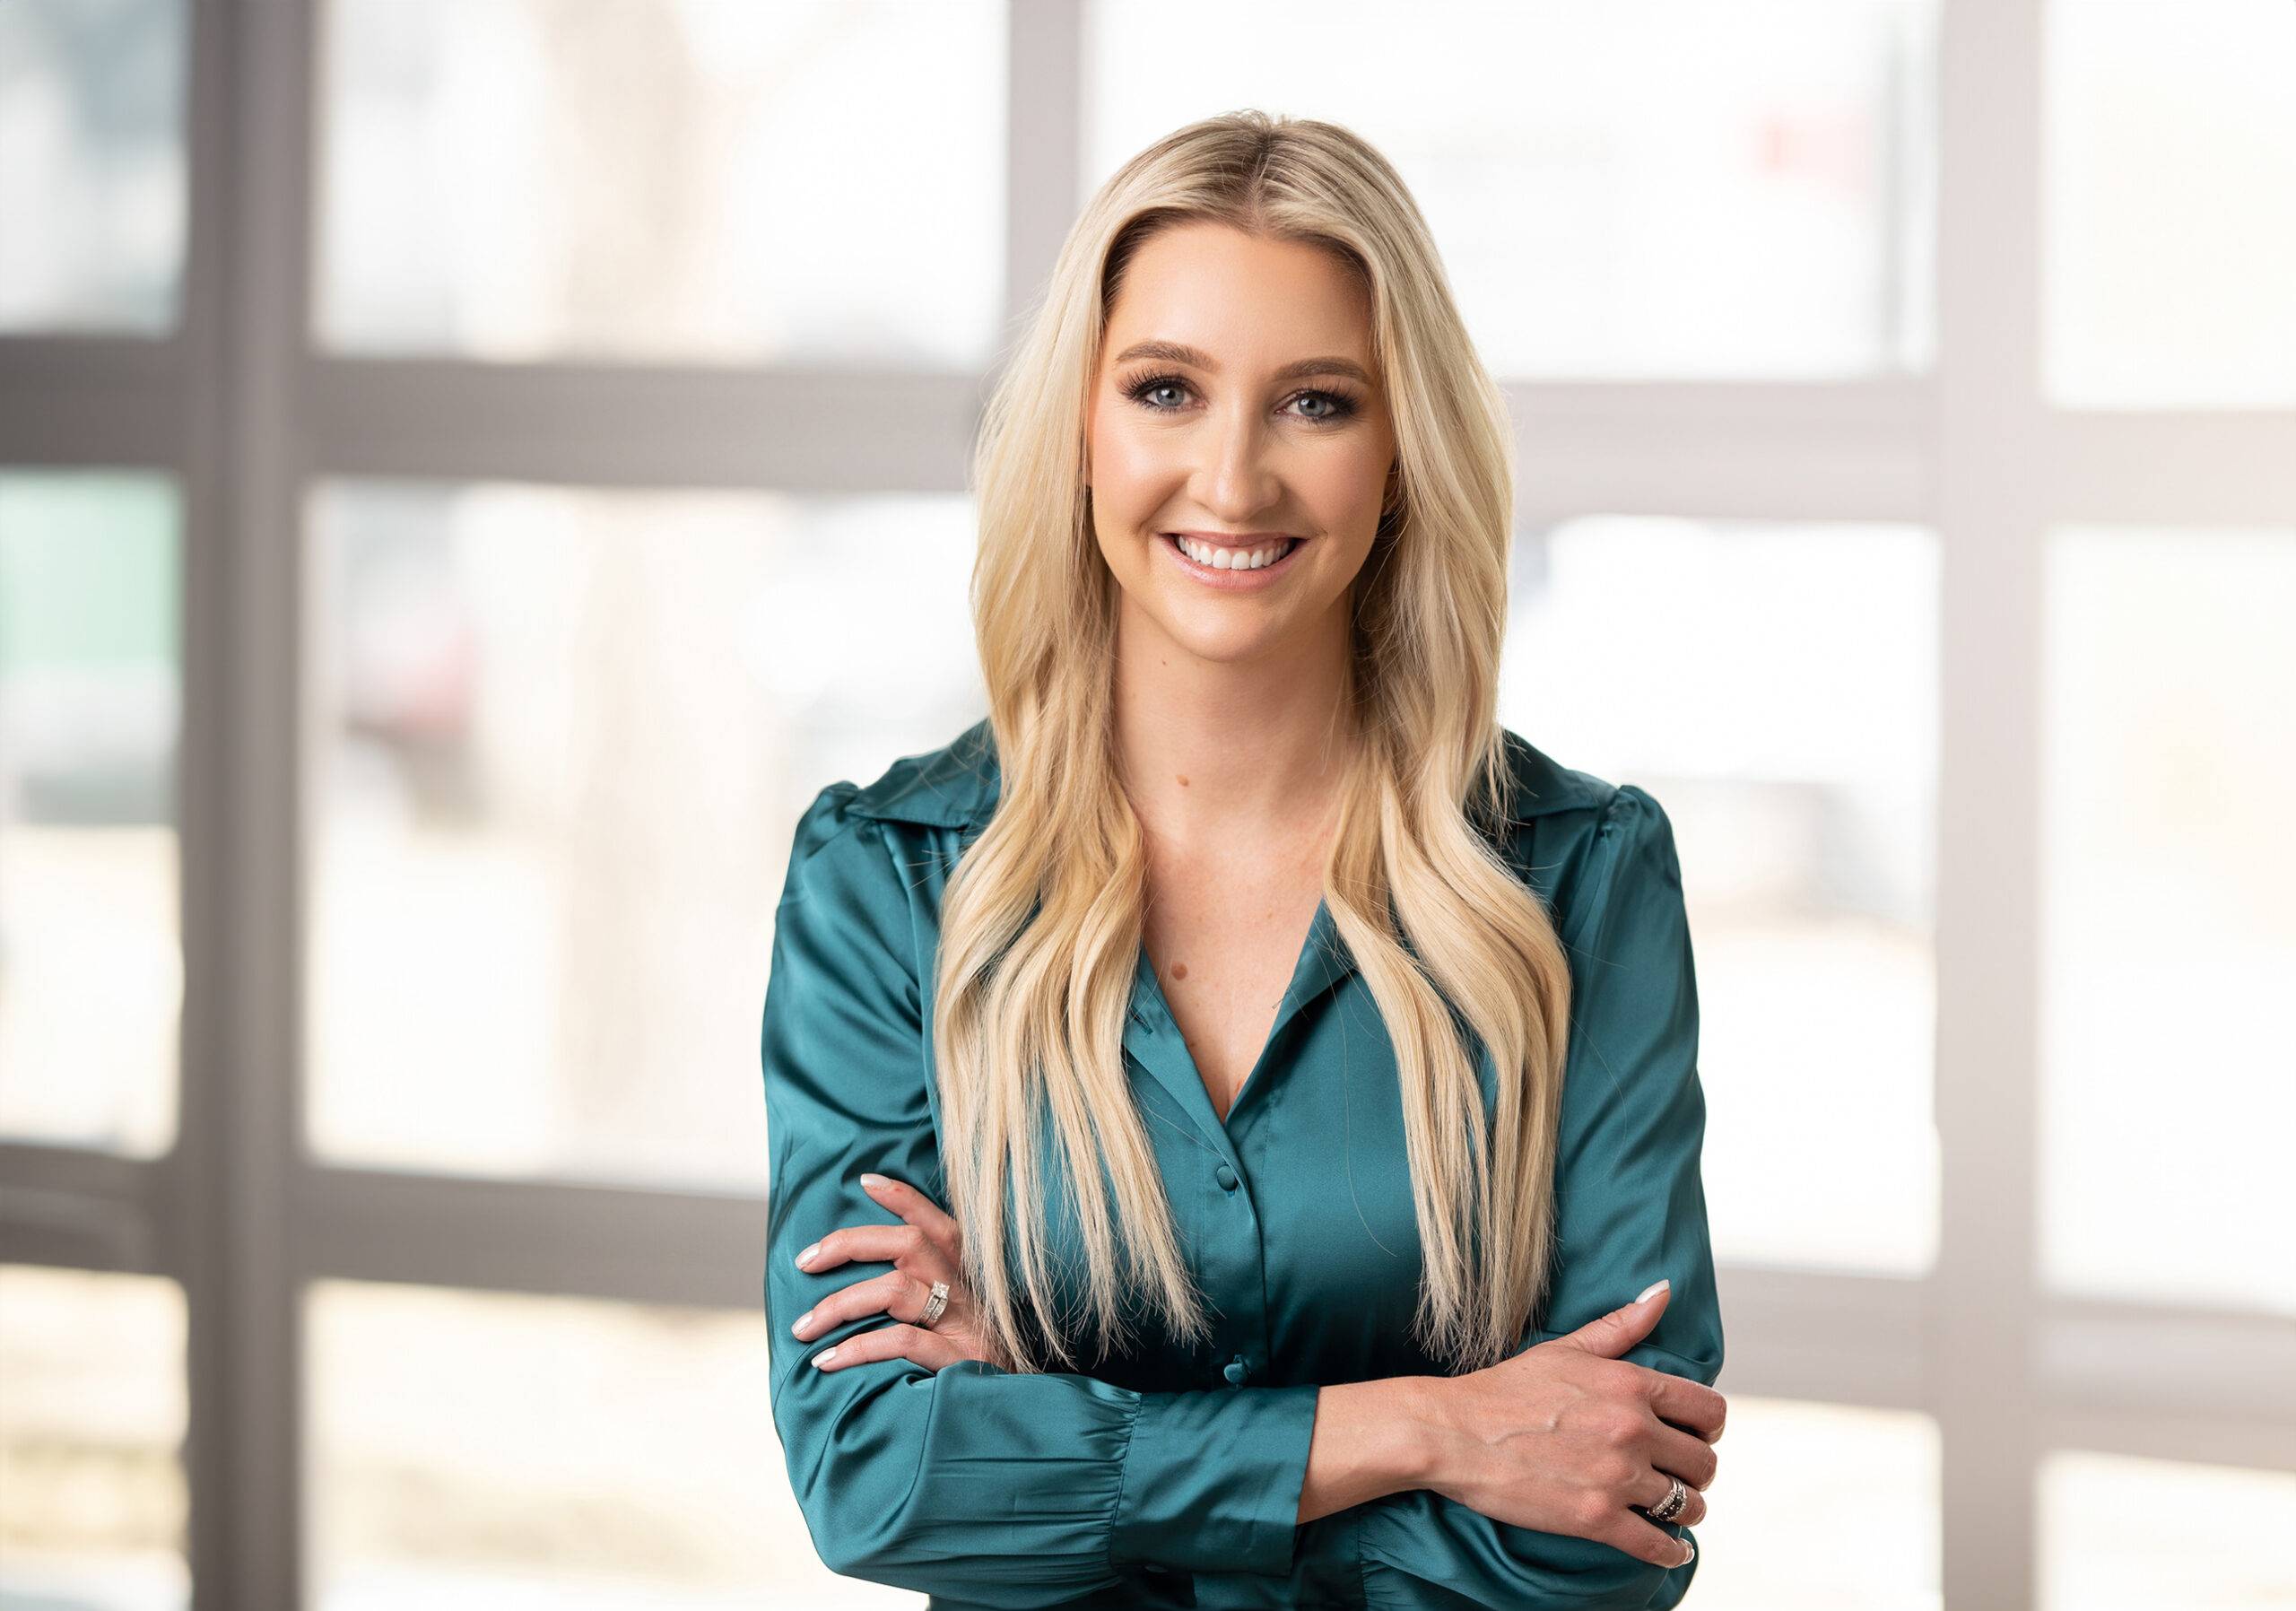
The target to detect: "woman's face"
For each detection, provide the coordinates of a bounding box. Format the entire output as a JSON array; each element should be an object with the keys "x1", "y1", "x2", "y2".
[{"x1": 1085, "y1": 221, "x2": 1396, "y2": 670}]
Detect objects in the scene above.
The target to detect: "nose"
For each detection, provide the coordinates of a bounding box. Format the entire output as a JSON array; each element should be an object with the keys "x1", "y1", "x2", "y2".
[{"x1": 1194, "y1": 405, "x2": 1283, "y2": 525}]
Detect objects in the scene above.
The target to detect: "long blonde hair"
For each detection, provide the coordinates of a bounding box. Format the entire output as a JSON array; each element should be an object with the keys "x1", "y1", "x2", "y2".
[{"x1": 936, "y1": 109, "x2": 1571, "y2": 1377}]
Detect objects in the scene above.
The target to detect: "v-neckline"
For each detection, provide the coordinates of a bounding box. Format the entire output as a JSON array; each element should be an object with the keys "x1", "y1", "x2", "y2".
[{"x1": 1122, "y1": 896, "x2": 1360, "y2": 1148}]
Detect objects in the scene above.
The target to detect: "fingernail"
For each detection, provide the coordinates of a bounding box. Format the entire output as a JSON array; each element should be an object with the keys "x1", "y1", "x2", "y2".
[
  {"x1": 859, "y1": 1173, "x2": 888, "y2": 1189},
  {"x1": 792, "y1": 1310, "x2": 814, "y2": 1336},
  {"x1": 812, "y1": 1346, "x2": 839, "y2": 1368},
  {"x1": 1676, "y1": 1540, "x2": 1695, "y2": 1567},
  {"x1": 796, "y1": 1243, "x2": 819, "y2": 1267},
  {"x1": 1636, "y1": 1278, "x2": 1670, "y2": 1305}
]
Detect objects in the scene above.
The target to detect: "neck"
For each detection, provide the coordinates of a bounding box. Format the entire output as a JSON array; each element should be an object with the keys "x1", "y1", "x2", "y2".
[{"x1": 1109, "y1": 616, "x2": 1359, "y2": 854}]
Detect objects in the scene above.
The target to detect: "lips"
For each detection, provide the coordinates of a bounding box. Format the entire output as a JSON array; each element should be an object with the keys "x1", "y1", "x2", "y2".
[
  {"x1": 1164, "y1": 531, "x2": 1302, "y2": 546},
  {"x1": 1159, "y1": 530, "x2": 1310, "y2": 586},
  {"x1": 1163, "y1": 533, "x2": 1301, "y2": 570}
]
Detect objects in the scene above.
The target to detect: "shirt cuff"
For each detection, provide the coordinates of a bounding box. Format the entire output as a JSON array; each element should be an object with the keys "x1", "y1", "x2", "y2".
[{"x1": 1111, "y1": 1382, "x2": 1321, "y2": 1577}]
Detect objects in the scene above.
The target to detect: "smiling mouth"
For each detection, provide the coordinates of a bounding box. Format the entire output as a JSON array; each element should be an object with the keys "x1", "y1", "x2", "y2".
[{"x1": 1161, "y1": 533, "x2": 1301, "y2": 570}]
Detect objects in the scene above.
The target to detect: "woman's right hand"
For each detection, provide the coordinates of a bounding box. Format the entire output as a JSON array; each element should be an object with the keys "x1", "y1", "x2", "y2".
[{"x1": 1417, "y1": 1281, "x2": 1726, "y2": 1569}]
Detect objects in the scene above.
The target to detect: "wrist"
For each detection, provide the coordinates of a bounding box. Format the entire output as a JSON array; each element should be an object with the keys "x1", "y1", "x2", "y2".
[
  {"x1": 1390, "y1": 1372, "x2": 1459, "y2": 1494},
  {"x1": 1298, "y1": 1374, "x2": 1451, "y2": 1524}
]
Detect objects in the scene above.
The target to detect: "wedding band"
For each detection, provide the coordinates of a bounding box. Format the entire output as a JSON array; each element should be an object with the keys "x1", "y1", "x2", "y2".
[
  {"x1": 1647, "y1": 1476, "x2": 1689, "y2": 1523},
  {"x1": 918, "y1": 1279, "x2": 951, "y2": 1328}
]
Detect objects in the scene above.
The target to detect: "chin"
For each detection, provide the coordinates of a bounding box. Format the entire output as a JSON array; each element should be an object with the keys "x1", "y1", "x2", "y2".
[{"x1": 1149, "y1": 603, "x2": 1298, "y2": 665}]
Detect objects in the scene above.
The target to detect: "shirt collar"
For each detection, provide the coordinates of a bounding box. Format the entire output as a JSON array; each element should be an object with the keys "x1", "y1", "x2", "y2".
[
  {"x1": 839, "y1": 718, "x2": 1005, "y2": 830},
  {"x1": 847, "y1": 718, "x2": 1613, "y2": 1151},
  {"x1": 841, "y1": 718, "x2": 1612, "y2": 833}
]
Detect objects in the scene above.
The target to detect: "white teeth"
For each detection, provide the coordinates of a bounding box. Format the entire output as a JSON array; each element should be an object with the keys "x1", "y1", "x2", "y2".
[{"x1": 1176, "y1": 536, "x2": 1292, "y2": 570}]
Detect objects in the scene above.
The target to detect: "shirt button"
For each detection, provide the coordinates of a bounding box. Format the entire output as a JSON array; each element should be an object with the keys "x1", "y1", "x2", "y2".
[
  {"x1": 1223, "y1": 1354, "x2": 1249, "y2": 1386},
  {"x1": 1215, "y1": 1164, "x2": 1239, "y2": 1191}
]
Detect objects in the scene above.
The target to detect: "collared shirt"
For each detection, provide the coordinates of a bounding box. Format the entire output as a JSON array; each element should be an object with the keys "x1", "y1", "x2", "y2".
[{"x1": 760, "y1": 718, "x2": 1721, "y2": 1610}]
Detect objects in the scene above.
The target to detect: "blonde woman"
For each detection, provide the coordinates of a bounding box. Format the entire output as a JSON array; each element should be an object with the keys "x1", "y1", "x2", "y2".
[{"x1": 761, "y1": 110, "x2": 1725, "y2": 1609}]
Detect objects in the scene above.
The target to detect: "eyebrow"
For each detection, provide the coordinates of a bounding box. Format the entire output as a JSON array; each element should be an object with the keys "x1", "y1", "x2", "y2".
[{"x1": 1111, "y1": 339, "x2": 1375, "y2": 388}]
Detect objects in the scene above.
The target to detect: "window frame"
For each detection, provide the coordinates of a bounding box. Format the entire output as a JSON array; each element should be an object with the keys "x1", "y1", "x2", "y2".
[{"x1": 0, "y1": 0, "x2": 2290, "y2": 1606}]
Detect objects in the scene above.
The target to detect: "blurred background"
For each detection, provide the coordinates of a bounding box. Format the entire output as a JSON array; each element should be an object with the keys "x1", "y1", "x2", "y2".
[{"x1": 1, "y1": 0, "x2": 2291, "y2": 1607}]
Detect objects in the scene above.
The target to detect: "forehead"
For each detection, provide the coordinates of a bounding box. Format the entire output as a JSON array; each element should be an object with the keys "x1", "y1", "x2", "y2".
[{"x1": 1104, "y1": 222, "x2": 1375, "y2": 372}]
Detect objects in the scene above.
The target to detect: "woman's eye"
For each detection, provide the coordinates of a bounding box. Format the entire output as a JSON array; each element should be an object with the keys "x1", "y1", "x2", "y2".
[
  {"x1": 1283, "y1": 388, "x2": 1361, "y2": 425},
  {"x1": 1121, "y1": 374, "x2": 1358, "y2": 425}
]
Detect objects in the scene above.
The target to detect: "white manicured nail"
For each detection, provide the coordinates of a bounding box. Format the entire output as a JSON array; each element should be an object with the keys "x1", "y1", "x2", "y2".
[{"x1": 1636, "y1": 1279, "x2": 1670, "y2": 1305}]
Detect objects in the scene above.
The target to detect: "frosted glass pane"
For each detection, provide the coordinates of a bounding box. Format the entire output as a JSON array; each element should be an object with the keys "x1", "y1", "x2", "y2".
[
  {"x1": 2043, "y1": 0, "x2": 2296, "y2": 408},
  {"x1": 2040, "y1": 527, "x2": 2296, "y2": 1313},
  {"x1": 0, "y1": 1265, "x2": 189, "y2": 1611},
  {"x1": 2039, "y1": 1451, "x2": 2296, "y2": 1610},
  {"x1": 1683, "y1": 1396, "x2": 1940, "y2": 1611},
  {"x1": 304, "y1": 480, "x2": 983, "y2": 1189},
  {"x1": 307, "y1": 1281, "x2": 918, "y2": 1608},
  {"x1": 1503, "y1": 518, "x2": 1939, "y2": 1274},
  {"x1": 0, "y1": 0, "x2": 187, "y2": 334},
  {"x1": 1086, "y1": 0, "x2": 1935, "y2": 380},
  {"x1": 315, "y1": 0, "x2": 1006, "y2": 366},
  {"x1": 0, "y1": 471, "x2": 181, "y2": 1157}
]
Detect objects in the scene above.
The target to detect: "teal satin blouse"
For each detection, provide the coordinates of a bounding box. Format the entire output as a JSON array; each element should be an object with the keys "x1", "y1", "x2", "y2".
[{"x1": 760, "y1": 718, "x2": 1723, "y2": 1609}]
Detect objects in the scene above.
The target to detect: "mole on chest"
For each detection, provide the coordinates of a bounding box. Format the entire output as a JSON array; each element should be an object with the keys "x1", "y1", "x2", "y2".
[{"x1": 1156, "y1": 909, "x2": 1314, "y2": 1120}]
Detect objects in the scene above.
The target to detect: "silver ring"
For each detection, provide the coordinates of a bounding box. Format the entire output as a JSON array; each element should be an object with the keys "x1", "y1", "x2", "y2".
[
  {"x1": 918, "y1": 1279, "x2": 951, "y2": 1329},
  {"x1": 1647, "y1": 1476, "x2": 1689, "y2": 1523}
]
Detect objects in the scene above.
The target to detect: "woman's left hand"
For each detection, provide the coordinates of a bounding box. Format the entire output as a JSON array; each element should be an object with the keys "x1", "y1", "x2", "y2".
[{"x1": 790, "y1": 1171, "x2": 1011, "y2": 1373}]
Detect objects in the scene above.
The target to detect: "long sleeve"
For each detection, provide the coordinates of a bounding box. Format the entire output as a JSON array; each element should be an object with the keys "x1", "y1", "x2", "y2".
[
  {"x1": 1302, "y1": 784, "x2": 1725, "y2": 1610},
  {"x1": 760, "y1": 782, "x2": 1324, "y2": 1607}
]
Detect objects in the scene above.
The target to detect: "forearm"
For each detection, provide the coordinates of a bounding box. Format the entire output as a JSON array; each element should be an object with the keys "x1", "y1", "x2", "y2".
[{"x1": 1297, "y1": 1374, "x2": 1444, "y2": 1524}]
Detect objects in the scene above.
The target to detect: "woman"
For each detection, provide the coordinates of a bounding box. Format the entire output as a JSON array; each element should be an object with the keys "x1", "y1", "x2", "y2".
[{"x1": 761, "y1": 110, "x2": 1725, "y2": 1609}]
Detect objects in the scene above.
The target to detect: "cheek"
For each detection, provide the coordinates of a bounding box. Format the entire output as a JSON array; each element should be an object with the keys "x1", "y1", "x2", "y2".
[
  {"x1": 1089, "y1": 441, "x2": 1160, "y2": 578},
  {"x1": 1089, "y1": 423, "x2": 1178, "y2": 512},
  {"x1": 1315, "y1": 450, "x2": 1393, "y2": 524}
]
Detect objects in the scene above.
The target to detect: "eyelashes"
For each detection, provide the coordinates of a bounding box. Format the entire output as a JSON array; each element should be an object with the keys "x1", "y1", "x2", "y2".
[{"x1": 1118, "y1": 369, "x2": 1362, "y2": 428}]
